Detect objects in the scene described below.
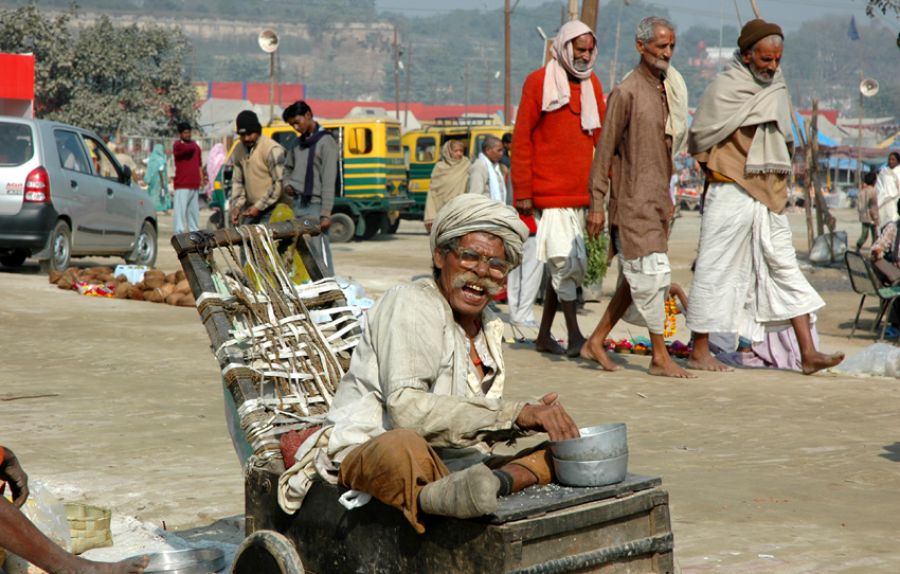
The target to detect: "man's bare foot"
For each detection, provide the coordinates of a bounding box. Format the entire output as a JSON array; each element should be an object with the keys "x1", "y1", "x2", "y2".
[
  {"x1": 802, "y1": 351, "x2": 844, "y2": 375},
  {"x1": 535, "y1": 337, "x2": 566, "y2": 355},
  {"x1": 566, "y1": 335, "x2": 586, "y2": 358},
  {"x1": 687, "y1": 352, "x2": 734, "y2": 372},
  {"x1": 580, "y1": 339, "x2": 621, "y2": 371},
  {"x1": 649, "y1": 356, "x2": 697, "y2": 378}
]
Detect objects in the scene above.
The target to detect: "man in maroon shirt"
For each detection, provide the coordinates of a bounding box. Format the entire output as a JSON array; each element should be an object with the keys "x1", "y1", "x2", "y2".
[{"x1": 172, "y1": 122, "x2": 203, "y2": 234}]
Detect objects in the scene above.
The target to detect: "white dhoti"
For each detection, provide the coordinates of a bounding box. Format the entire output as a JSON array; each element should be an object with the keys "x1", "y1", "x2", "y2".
[
  {"x1": 687, "y1": 182, "x2": 825, "y2": 340},
  {"x1": 507, "y1": 234, "x2": 543, "y2": 326},
  {"x1": 617, "y1": 248, "x2": 671, "y2": 335},
  {"x1": 535, "y1": 208, "x2": 586, "y2": 302}
]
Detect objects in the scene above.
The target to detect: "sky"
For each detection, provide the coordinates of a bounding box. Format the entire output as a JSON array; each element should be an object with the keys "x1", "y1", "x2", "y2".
[{"x1": 375, "y1": 0, "x2": 898, "y2": 33}]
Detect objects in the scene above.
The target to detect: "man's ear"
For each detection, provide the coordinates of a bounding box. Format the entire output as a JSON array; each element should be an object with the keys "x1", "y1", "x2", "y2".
[
  {"x1": 740, "y1": 51, "x2": 751, "y2": 65},
  {"x1": 434, "y1": 248, "x2": 446, "y2": 271}
]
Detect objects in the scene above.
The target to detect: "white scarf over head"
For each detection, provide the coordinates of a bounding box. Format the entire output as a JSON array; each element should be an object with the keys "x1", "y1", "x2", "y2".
[
  {"x1": 542, "y1": 20, "x2": 601, "y2": 133},
  {"x1": 430, "y1": 194, "x2": 529, "y2": 268}
]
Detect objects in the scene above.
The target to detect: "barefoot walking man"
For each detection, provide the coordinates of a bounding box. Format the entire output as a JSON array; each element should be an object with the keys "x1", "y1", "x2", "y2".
[
  {"x1": 581, "y1": 16, "x2": 693, "y2": 378},
  {"x1": 685, "y1": 19, "x2": 843, "y2": 375}
]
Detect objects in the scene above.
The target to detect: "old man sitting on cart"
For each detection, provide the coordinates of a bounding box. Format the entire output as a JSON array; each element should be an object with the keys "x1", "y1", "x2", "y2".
[{"x1": 296, "y1": 194, "x2": 580, "y2": 533}]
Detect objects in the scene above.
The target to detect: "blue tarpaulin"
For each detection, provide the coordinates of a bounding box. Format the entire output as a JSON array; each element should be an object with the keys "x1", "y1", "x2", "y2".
[{"x1": 792, "y1": 113, "x2": 839, "y2": 147}]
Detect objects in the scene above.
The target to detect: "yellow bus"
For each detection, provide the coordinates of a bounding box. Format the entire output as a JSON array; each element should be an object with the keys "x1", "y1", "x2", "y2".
[{"x1": 402, "y1": 119, "x2": 512, "y2": 220}]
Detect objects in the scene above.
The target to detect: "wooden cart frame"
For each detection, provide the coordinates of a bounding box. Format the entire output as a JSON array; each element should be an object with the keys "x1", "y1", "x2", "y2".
[{"x1": 173, "y1": 224, "x2": 675, "y2": 574}]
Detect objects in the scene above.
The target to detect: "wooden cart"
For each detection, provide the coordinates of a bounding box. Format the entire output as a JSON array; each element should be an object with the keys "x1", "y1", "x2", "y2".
[{"x1": 173, "y1": 223, "x2": 675, "y2": 574}]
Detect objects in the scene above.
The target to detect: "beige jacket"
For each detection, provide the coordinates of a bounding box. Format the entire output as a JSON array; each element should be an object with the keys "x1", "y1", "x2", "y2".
[{"x1": 326, "y1": 279, "x2": 525, "y2": 468}]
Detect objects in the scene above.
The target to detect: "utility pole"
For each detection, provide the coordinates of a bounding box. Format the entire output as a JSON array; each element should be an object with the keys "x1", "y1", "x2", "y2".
[
  {"x1": 464, "y1": 61, "x2": 470, "y2": 117},
  {"x1": 567, "y1": 0, "x2": 578, "y2": 21},
  {"x1": 392, "y1": 26, "x2": 401, "y2": 121},
  {"x1": 404, "y1": 43, "x2": 412, "y2": 129},
  {"x1": 581, "y1": 0, "x2": 599, "y2": 32},
  {"x1": 504, "y1": 0, "x2": 511, "y2": 123},
  {"x1": 609, "y1": 0, "x2": 626, "y2": 88}
]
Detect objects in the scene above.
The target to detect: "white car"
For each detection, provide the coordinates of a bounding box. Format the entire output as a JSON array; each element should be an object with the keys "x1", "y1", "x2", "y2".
[{"x1": 0, "y1": 116, "x2": 158, "y2": 272}]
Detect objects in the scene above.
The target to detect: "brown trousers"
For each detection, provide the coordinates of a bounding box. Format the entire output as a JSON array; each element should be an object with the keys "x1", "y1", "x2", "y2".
[{"x1": 338, "y1": 429, "x2": 554, "y2": 533}]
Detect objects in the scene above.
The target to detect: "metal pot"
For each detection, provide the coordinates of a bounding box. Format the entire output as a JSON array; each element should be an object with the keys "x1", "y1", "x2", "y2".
[
  {"x1": 136, "y1": 548, "x2": 226, "y2": 574},
  {"x1": 548, "y1": 423, "x2": 627, "y2": 461},
  {"x1": 552, "y1": 453, "x2": 629, "y2": 487}
]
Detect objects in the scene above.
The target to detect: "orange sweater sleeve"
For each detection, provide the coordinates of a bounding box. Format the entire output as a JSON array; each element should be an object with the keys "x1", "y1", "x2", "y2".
[{"x1": 511, "y1": 71, "x2": 544, "y2": 203}]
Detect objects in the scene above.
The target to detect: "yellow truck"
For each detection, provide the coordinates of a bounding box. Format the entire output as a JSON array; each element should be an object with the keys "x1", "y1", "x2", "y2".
[
  {"x1": 401, "y1": 119, "x2": 512, "y2": 220},
  {"x1": 263, "y1": 118, "x2": 412, "y2": 241}
]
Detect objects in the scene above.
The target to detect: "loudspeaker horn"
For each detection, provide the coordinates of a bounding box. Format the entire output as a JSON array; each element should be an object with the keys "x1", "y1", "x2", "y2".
[
  {"x1": 258, "y1": 29, "x2": 279, "y2": 54},
  {"x1": 859, "y1": 78, "x2": 879, "y2": 98}
]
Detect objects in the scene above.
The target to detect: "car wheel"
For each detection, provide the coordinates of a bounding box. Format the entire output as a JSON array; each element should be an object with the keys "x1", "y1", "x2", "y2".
[
  {"x1": 125, "y1": 220, "x2": 158, "y2": 267},
  {"x1": 39, "y1": 220, "x2": 72, "y2": 274},
  {"x1": 0, "y1": 250, "x2": 28, "y2": 268},
  {"x1": 328, "y1": 212, "x2": 356, "y2": 243}
]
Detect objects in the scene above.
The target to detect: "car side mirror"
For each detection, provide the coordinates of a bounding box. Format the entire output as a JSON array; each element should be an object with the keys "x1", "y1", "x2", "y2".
[{"x1": 120, "y1": 164, "x2": 132, "y2": 184}]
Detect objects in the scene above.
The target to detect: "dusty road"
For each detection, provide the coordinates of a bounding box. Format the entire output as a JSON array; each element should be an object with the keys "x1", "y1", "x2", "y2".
[{"x1": 1, "y1": 207, "x2": 898, "y2": 572}]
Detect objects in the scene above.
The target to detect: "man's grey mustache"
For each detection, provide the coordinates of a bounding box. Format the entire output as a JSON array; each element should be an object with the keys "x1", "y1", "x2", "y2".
[{"x1": 452, "y1": 271, "x2": 503, "y2": 296}]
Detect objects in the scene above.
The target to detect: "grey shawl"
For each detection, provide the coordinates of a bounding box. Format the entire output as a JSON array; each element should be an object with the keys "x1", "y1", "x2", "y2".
[{"x1": 688, "y1": 52, "x2": 794, "y2": 175}]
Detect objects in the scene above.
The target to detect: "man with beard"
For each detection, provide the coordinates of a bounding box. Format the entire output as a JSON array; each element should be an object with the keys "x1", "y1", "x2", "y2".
[
  {"x1": 685, "y1": 19, "x2": 844, "y2": 374},
  {"x1": 281, "y1": 195, "x2": 580, "y2": 533},
  {"x1": 511, "y1": 19, "x2": 606, "y2": 358},
  {"x1": 581, "y1": 17, "x2": 693, "y2": 378},
  {"x1": 229, "y1": 110, "x2": 288, "y2": 226}
]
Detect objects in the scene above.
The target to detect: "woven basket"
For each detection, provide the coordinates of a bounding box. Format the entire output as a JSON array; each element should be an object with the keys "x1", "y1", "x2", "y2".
[{"x1": 64, "y1": 503, "x2": 112, "y2": 554}]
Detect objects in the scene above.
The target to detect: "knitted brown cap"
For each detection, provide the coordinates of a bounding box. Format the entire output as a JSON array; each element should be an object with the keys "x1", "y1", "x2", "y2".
[{"x1": 737, "y1": 19, "x2": 784, "y2": 52}]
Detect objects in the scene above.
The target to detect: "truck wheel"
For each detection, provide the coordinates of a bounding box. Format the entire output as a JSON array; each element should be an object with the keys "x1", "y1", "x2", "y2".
[
  {"x1": 360, "y1": 213, "x2": 382, "y2": 240},
  {"x1": 125, "y1": 221, "x2": 158, "y2": 267},
  {"x1": 39, "y1": 220, "x2": 72, "y2": 274},
  {"x1": 329, "y1": 212, "x2": 355, "y2": 243},
  {"x1": 231, "y1": 530, "x2": 304, "y2": 574},
  {"x1": 387, "y1": 218, "x2": 401, "y2": 234},
  {"x1": 0, "y1": 250, "x2": 27, "y2": 268}
]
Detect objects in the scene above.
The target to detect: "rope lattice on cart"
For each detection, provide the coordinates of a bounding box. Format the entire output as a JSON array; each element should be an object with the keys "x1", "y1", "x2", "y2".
[{"x1": 194, "y1": 224, "x2": 362, "y2": 464}]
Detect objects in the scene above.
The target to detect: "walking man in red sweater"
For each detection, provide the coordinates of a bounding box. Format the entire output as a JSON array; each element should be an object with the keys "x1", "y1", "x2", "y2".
[
  {"x1": 172, "y1": 121, "x2": 203, "y2": 234},
  {"x1": 511, "y1": 19, "x2": 606, "y2": 357}
]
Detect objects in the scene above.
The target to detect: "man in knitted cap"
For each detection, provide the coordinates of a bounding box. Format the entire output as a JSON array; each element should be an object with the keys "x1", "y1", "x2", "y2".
[
  {"x1": 685, "y1": 19, "x2": 844, "y2": 374},
  {"x1": 310, "y1": 195, "x2": 580, "y2": 533},
  {"x1": 229, "y1": 110, "x2": 288, "y2": 226},
  {"x1": 582, "y1": 16, "x2": 693, "y2": 378},
  {"x1": 512, "y1": 19, "x2": 607, "y2": 358}
]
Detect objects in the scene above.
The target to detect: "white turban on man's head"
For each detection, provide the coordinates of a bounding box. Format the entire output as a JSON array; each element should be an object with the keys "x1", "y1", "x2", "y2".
[{"x1": 430, "y1": 194, "x2": 529, "y2": 268}]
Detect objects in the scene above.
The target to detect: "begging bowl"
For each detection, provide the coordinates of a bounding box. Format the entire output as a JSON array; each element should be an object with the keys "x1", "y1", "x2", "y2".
[
  {"x1": 135, "y1": 548, "x2": 226, "y2": 574},
  {"x1": 548, "y1": 423, "x2": 627, "y2": 461},
  {"x1": 553, "y1": 453, "x2": 629, "y2": 487}
]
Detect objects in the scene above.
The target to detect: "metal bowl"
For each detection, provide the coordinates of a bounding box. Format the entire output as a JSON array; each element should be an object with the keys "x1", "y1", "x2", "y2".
[
  {"x1": 548, "y1": 423, "x2": 627, "y2": 461},
  {"x1": 552, "y1": 453, "x2": 629, "y2": 487},
  {"x1": 135, "y1": 548, "x2": 226, "y2": 574}
]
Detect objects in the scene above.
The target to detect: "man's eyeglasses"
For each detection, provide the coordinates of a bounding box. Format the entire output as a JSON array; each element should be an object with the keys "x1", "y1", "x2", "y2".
[{"x1": 450, "y1": 246, "x2": 510, "y2": 278}]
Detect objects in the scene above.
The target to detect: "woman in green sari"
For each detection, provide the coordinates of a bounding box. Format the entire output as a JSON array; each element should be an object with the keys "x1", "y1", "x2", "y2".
[{"x1": 143, "y1": 144, "x2": 170, "y2": 213}]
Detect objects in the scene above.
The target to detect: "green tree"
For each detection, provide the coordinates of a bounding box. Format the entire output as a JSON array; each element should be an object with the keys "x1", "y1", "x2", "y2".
[
  {"x1": 866, "y1": 0, "x2": 900, "y2": 16},
  {"x1": 0, "y1": 5, "x2": 196, "y2": 136}
]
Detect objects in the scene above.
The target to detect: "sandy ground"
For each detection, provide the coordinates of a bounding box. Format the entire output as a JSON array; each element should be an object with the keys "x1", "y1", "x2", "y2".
[{"x1": 1, "y1": 206, "x2": 898, "y2": 573}]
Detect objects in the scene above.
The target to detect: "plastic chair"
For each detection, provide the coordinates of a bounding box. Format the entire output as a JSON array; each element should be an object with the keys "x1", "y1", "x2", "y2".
[{"x1": 844, "y1": 251, "x2": 900, "y2": 341}]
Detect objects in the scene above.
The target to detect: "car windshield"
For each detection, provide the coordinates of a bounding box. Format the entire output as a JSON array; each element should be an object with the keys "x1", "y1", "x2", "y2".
[{"x1": 0, "y1": 122, "x2": 35, "y2": 167}]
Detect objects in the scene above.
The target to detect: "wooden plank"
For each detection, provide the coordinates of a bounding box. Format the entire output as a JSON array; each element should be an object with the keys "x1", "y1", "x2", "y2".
[{"x1": 489, "y1": 474, "x2": 661, "y2": 523}]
